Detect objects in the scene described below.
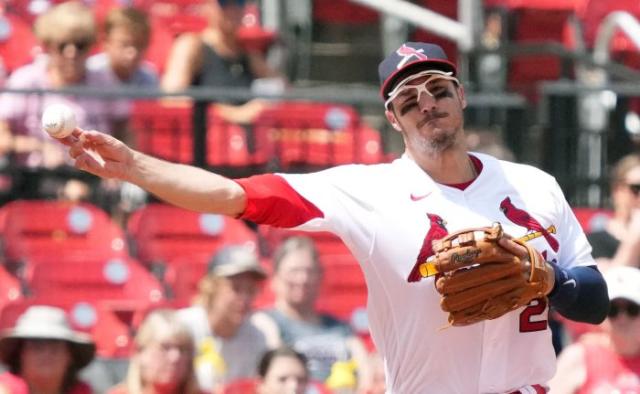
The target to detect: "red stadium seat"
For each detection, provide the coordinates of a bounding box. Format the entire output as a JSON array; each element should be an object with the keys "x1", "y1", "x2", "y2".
[
  {"x1": 253, "y1": 101, "x2": 384, "y2": 169},
  {"x1": 571, "y1": 207, "x2": 613, "y2": 233},
  {"x1": 25, "y1": 256, "x2": 165, "y2": 304},
  {"x1": 0, "y1": 12, "x2": 39, "y2": 73},
  {"x1": 317, "y1": 254, "x2": 367, "y2": 322},
  {"x1": 127, "y1": 203, "x2": 258, "y2": 266},
  {"x1": 144, "y1": 17, "x2": 177, "y2": 74},
  {"x1": 161, "y1": 253, "x2": 210, "y2": 305},
  {"x1": 506, "y1": 6, "x2": 577, "y2": 100},
  {"x1": 0, "y1": 264, "x2": 21, "y2": 310},
  {"x1": 0, "y1": 298, "x2": 140, "y2": 358},
  {"x1": 130, "y1": 101, "x2": 258, "y2": 168},
  {"x1": 579, "y1": 0, "x2": 640, "y2": 68},
  {"x1": 0, "y1": 200, "x2": 127, "y2": 266}
]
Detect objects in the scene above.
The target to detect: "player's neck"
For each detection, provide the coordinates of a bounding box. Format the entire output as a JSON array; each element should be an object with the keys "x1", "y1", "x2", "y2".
[{"x1": 410, "y1": 149, "x2": 477, "y2": 184}]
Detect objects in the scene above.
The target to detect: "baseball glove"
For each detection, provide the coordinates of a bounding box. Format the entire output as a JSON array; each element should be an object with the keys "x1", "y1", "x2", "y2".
[{"x1": 432, "y1": 222, "x2": 554, "y2": 326}]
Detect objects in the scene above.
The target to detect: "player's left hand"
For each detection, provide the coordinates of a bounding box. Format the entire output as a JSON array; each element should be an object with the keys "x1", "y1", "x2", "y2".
[{"x1": 432, "y1": 223, "x2": 555, "y2": 326}]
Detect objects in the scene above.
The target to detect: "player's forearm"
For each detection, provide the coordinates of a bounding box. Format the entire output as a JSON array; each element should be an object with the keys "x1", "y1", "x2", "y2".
[
  {"x1": 547, "y1": 264, "x2": 609, "y2": 324},
  {"x1": 127, "y1": 151, "x2": 247, "y2": 216}
]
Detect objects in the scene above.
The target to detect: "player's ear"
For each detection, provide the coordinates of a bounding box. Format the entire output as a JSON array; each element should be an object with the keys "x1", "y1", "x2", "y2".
[
  {"x1": 385, "y1": 108, "x2": 402, "y2": 132},
  {"x1": 456, "y1": 84, "x2": 467, "y2": 109}
]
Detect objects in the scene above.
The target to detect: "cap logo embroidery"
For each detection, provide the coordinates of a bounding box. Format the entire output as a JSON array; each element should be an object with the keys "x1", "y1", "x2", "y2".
[{"x1": 396, "y1": 44, "x2": 429, "y2": 69}]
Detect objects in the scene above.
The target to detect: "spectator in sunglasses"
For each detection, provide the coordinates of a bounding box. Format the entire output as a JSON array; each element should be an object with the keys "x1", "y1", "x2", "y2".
[
  {"x1": 161, "y1": 0, "x2": 283, "y2": 124},
  {"x1": 587, "y1": 153, "x2": 640, "y2": 268},
  {"x1": 550, "y1": 266, "x2": 640, "y2": 393},
  {"x1": 0, "y1": 1, "x2": 130, "y2": 201}
]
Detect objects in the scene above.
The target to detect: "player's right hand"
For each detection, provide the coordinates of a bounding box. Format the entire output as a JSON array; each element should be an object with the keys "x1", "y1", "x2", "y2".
[{"x1": 65, "y1": 128, "x2": 134, "y2": 180}]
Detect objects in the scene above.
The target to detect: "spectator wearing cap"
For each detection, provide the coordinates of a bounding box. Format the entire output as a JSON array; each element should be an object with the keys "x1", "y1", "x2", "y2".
[
  {"x1": 176, "y1": 245, "x2": 275, "y2": 392},
  {"x1": 0, "y1": 305, "x2": 96, "y2": 394},
  {"x1": 107, "y1": 309, "x2": 203, "y2": 394},
  {"x1": 550, "y1": 266, "x2": 640, "y2": 393}
]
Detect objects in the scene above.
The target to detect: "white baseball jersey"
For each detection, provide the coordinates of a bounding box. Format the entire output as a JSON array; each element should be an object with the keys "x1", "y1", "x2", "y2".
[{"x1": 238, "y1": 153, "x2": 595, "y2": 394}]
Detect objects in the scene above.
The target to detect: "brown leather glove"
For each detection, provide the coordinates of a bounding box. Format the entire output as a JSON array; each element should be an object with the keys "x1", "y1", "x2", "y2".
[{"x1": 432, "y1": 222, "x2": 554, "y2": 326}]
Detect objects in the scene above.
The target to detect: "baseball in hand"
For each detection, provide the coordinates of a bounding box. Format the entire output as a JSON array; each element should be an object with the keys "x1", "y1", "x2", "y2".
[{"x1": 42, "y1": 104, "x2": 77, "y2": 138}]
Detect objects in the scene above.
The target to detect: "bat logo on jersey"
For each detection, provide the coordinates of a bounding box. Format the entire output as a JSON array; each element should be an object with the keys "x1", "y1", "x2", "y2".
[
  {"x1": 395, "y1": 44, "x2": 429, "y2": 69},
  {"x1": 499, "y1": 197, "x2": 559, "y2": 252},
  {"x1": 407, "y1": 213, "x2": 448, "y2": 282}
]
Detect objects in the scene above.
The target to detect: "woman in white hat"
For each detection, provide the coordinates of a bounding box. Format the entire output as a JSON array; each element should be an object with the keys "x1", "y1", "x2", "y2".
[{"x1": 0, "y1": 305, "x2": 96, "y2": 394}]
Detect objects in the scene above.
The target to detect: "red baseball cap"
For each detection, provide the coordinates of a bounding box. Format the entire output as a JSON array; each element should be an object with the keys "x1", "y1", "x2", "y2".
[{"x1": 378, "y1": 42, "x2": 457, "y2": 101}]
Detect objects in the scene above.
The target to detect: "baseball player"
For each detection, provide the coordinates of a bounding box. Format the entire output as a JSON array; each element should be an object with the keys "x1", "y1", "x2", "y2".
[{"x1": 63, "y1": 42, "x2": 609, "y2": 393}]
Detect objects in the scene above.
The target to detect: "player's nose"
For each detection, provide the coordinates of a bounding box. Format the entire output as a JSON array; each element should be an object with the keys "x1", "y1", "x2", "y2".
[{"x1": 418, "y1": 91, "x2": 437, "y2": 112}]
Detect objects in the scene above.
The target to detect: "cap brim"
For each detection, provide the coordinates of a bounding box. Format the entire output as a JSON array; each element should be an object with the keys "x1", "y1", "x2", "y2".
[{"x1": 380, "y1": 59, "x2": 457, "y2": 100}]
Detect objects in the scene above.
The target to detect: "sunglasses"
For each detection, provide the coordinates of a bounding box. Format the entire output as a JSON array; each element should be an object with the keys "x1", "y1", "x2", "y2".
[
  {"x1": 608, "y1": 300, "x2": 640, "y2": 319},
  {"x1": 384, "y1": 69, "x2": 459, "y2": 110},
  {"x1": 54, "y1": 40, "x2": 91, "y2": 54},
  {"x1": 628, "y1": 183, "x2": 640, "y2": 196}
]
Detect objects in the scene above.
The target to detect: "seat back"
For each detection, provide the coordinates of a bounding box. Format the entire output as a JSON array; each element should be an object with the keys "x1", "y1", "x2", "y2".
[
  {"x1": 25, "y1": 256, "x2": 165, "y2": 304},
  {"x1": 128, "y1": 203, "x2": 258, "y2": 266},
  {"x1": 0, "y1": 200, "x2": 127, "y2": 265},
  {"x1": 253, "y1": 102, "x2": 382, "y2": 169}
]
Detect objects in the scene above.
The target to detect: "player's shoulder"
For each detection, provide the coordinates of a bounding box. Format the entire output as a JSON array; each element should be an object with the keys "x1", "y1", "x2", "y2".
[{"x1": 477, "y1": 152, "x2": 557, "y2": 185}]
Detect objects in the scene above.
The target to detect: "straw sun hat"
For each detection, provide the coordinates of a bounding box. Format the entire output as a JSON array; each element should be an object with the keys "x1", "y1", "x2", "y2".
[{"x1": 0, "y1": 306, "x2": 96, "y2": 369}]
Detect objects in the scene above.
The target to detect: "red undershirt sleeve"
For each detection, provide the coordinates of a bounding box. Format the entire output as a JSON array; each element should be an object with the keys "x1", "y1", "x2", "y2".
[{"x1": 234, "y1": 174, "x2": 325, "y2": 228}]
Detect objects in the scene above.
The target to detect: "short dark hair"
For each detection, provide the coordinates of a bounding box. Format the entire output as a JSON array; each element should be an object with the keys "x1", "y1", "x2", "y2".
[{"x1": 258, "y1": 346, "x2": 309, "y2": 378}]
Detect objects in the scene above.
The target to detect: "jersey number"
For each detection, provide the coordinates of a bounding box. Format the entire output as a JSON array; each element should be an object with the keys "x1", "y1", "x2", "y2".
[{"x1": 519, "y1": 298, "x2": 548, "y2": 332}]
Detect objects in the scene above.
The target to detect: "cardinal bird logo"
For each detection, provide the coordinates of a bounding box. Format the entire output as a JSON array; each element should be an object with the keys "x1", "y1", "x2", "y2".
[
  {"x1": 499, "y1": 197, "x2": 559, "y2": 252},
  {"x1": 407, "y1": 213, "x2": 448, "y2": 282},
  {"x1": 395, "y1": 44, "x2": 429, "y2": 69}
]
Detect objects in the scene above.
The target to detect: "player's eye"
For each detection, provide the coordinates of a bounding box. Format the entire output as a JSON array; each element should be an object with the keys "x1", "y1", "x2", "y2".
[{"x1": 400, "y1": 101, "x2": 418, "y2": 115}]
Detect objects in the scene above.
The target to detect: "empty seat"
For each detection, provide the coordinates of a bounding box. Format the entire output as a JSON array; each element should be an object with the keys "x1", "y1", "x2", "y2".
[
  {"x1": 130, "y1": 101, "x2": 258, "y2": 168},
  {"x1": 253, "y1": 101, "x2": 383, "y2": 169},
  {"x1": 317, "y1": 254, "x2": 367, "y2": 322},
  {"x1": 0, "y1": 200, "x2": 127, "y2": 266},
  {"x1": 25, "y1": 256, "x2": 165, "y2": 304},
  {"x1": 0, "y1": 12, "x2": 39, "y2": 73},
  {"x1": 579, "y1": 0, "x2": 640, "y2": 68},
  {"x1": 127, "y1": 203, "x2": 258, "y2": 267},
  {"x1": 506, "y1": 5, "x2": 578, "y2": 100}
]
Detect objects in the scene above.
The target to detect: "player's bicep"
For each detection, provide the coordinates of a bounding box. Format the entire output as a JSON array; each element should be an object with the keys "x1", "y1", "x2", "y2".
[{"x1": 235, "y1": 174, "x2": 324, "y2": 228}]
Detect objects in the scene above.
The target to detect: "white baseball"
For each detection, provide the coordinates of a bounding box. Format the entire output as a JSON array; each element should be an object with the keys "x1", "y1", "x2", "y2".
[{"x1": 42, "y1": 104, "x2": 77, "y2": 138}]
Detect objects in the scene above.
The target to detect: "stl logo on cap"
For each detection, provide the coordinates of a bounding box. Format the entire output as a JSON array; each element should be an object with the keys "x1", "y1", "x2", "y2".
[{"x1": 395, "y1": 44, "x2": 429, "y2": 69}]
